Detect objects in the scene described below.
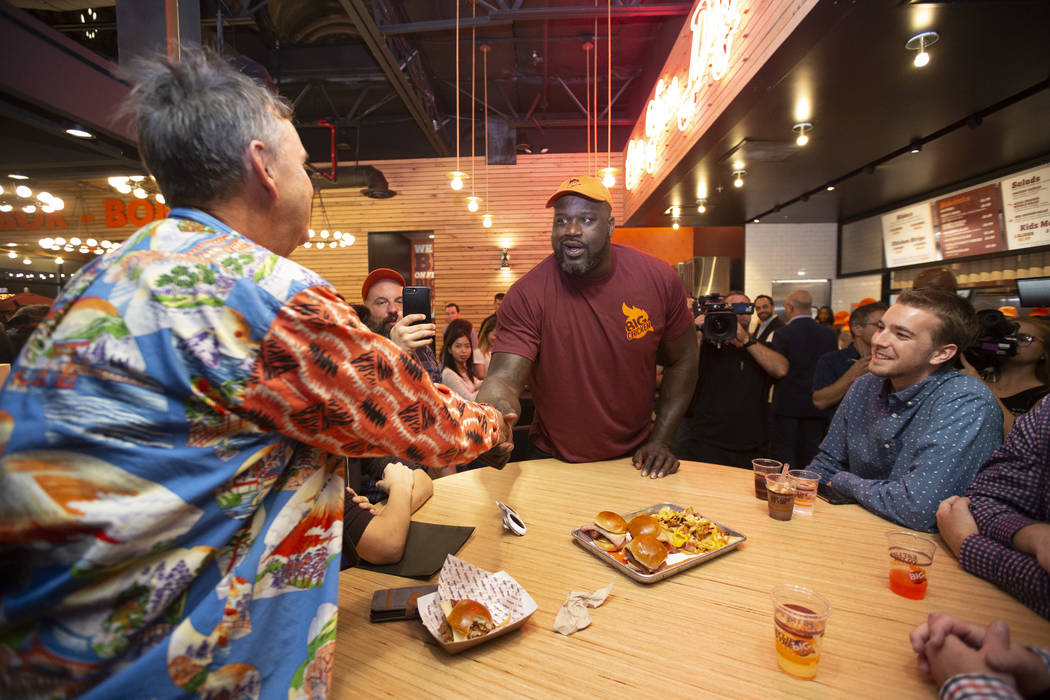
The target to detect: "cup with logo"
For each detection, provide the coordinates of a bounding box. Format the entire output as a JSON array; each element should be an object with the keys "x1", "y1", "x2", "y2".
[
  {"x1": 751, "y1": 458, "x2": 783, "y2": 500},
  {"x1": 886, "y1": 531, "x2": 936, "y2": 600},
  {"x1": 770, "y1": 584, "x2": 831, "y2": 680}
]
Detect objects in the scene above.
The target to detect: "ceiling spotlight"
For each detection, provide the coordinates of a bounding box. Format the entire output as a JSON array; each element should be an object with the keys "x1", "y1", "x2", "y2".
[
  {"x1": 753, "y1": 218, "x2": 760, "y2": 224},
  {"x1": 732, "y1": 170, "x2": 746, "y2": 188},
  {"x1": 15, "y1": 185, "x2": 31, "y2": 198},
  {"x1": 910, "y1": 140, "x2": 922, "y2": 154},
  {"x1": 793, "y1": 122, "x2": 813, "y2": 147},
  {"x1": 446, "y1": 171, "x2": 468, "y2": 191},
  {"x1": 465, "y1": 195, "x2": 481, "y2": 213},
  {"x1": 906, "y1": 31, "x2": 939, "y2": 68},
  {"x1": 8, "y1": 173, "x2": 28, "y2": 180},
  {"x1": 826, "y1": 185, "x2": 836, "y2": 192},
  {"x1": 133, "y1": 187, "x2": 147, "y2": 199},
  {"x1": 65, "y1": 125, "x2": 94, "y2": 139}
]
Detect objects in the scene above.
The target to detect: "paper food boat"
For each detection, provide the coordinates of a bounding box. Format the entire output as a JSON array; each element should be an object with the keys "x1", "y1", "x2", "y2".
[{"x1": 419, "y1": 555, "x2": 538, "y2": 654}]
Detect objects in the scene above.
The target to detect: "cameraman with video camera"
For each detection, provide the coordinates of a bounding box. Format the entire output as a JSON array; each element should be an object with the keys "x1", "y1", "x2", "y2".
[
  {"x1": 672, "y1": 292, "x2": 788, "y2": 468},
  {"x1": 961, "y1": 312, "x2": 1050, "y2": 435}
]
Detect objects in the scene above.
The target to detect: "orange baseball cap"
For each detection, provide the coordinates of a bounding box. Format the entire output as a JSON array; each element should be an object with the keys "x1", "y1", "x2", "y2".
[
  {"x1": 998, "y1": 305, "x2": 1018, "y2": 318},
  {"x1": 856, "y1": 297, "x2": 878, "y2": 307},
  {"x1": 546, "y1": 175, "x2": 613, "y2": 208},
  {"x1": 833, "y1": 310, "x2": 849, "y2": 324},
  {"x1": 361, "y1": 267, "x2": 405, "y2": 302},
  {"x1": 1031, "y1": 307, "x2": 1050, "y2": 317}
]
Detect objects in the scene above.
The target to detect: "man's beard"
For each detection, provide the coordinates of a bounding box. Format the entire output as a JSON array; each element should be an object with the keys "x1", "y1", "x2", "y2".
[
  {"x1": 757, "y1": 311, "x2": 771, "y2": 322},
  {"x1": 365, "y1": 312, "x2": 398, "y2": 337},
  {"x1": 554, "y1": 235, "x2": 610, "y2": 276}
]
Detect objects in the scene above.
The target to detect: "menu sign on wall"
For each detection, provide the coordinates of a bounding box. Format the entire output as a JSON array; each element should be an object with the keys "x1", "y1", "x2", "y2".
[
  {"x1": 1002, "y1": 164, "x2": 1050, "y2": 250},
  {"x1": 934, "y1": 183, "x2": 1004, "y2": 259},
  {"x1": 882, "y1": 203, "x2": 939, "y2": 267}
]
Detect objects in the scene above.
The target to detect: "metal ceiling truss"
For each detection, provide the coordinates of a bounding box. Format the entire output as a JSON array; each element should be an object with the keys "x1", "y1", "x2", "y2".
[
  {"x1": 377, "y1": 2, "x2": 692, "y2": 35},
  {"x1": 336, "y1": 0, "x2": 449, "y2": 155}
]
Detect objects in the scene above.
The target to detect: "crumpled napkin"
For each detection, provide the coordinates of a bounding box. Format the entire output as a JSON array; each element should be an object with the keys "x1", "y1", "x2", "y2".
[{"x1": 553, "y1": 581, "x2": 614, "y2": 635}]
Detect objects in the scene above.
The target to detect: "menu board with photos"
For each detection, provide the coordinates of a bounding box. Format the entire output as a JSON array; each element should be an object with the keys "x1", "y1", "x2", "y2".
[
  {"x1": 882, "y1": 203, "x2": 939, "y2": 267},
  {"x1": 1002, "y1": 164, "x2": 1050, "y2": 250},
  {"x1": 934, "y1": 183, "x2": 1005, "y2": 259}
]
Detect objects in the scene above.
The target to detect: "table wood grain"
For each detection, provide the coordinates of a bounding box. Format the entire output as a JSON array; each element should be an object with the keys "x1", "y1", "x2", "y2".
[{"x1": 332, "y1": 458, "x2": 1050, "y2": 698}]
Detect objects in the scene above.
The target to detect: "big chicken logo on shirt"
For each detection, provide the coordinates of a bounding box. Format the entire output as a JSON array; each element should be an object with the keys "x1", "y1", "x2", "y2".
[{"x1": 622, "y1": 302, "x2": 654, "y2": 340}]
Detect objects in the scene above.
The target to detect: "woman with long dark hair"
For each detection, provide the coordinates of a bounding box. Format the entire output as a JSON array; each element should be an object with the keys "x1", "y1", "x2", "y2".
[{"x1": 441, "y1": 319, "x2": 483, "y2": 400}]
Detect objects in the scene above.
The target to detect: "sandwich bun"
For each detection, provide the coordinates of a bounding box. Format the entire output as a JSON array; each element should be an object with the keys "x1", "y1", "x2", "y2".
[
  {"x1": 626, "y1": 514, "x2": 661, "y2": 539},
  {"x1": 440, "y1": 599, "x2": 495, "y2": 642},
  {"x1": 594, "y1": 511, "x2": 627, "y2": 534},
  {"x1": 626, "y1": 534, "x2": 667, "y2": 573}
]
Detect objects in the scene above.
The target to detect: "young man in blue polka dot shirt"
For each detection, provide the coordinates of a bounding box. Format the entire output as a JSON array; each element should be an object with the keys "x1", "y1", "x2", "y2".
[{"x1": 808, "y1": 289, "x2": 1003, "y2": 532}]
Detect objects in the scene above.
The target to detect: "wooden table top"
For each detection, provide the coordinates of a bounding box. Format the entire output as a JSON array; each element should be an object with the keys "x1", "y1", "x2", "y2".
[{"x1": 332, "y1": 458, "x2": 1050, "y2": 698}]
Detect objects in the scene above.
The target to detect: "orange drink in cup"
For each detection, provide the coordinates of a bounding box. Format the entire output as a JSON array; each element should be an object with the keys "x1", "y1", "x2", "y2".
[
  {"x1": 886, "y1": 531, "x2": 936, "y2": 600},
  {"x1": 770, "y1": 584, "x2": 831, "y2": 680}
]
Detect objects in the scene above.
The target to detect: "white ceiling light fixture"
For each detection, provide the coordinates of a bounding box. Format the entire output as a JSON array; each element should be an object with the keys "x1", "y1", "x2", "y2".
[
  {"x1": 793, "y1": 122, "x2": 813, "y2": 147},
  {"x1": 65, "y1": 125, "x2": 94, "y2": 139},
  {"x1": 906, "y1": 31, "x2": 939, "y2": 68},
  {"x1": 732, "y1": 169, "x2": 746, "y2": 188}
]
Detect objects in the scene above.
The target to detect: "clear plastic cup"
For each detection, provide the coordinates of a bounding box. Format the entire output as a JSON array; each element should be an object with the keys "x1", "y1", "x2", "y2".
[
  {"x1": 752, "y1": 458, "x2": 783, "y2": 500},
  {"x1": 765, "y1": 474, "x2": 796, "y2": 521},
  {"x1": 788, "y1": 470, "x2": 821, "y2": 516},
  {"x1": 886, "y1": 531, "x2": 936, "y2": 600},
  {"x1": 771, "y1": 584, "x2": 831, "y2": 680}
]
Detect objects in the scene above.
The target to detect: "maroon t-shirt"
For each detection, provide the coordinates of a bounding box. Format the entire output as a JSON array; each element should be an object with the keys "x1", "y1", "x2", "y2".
[{"x1": 493, "y1": 244, "x2": 693, "y2": 462}]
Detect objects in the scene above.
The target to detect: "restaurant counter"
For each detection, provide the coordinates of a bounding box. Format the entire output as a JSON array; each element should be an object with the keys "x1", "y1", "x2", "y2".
[{"x1": 332, "y1": 458, "x2": 1050, "y2": 697}]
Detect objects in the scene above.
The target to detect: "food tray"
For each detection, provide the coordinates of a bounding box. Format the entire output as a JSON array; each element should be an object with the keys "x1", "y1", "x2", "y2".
[{"x1": 570, "y1": 502, "x2": 746, "y2": 583}]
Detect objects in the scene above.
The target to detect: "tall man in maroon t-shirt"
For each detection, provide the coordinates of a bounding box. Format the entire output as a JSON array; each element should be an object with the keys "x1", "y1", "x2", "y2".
[{"x1": 477, "y1": 176, "x2": 698, "y2": 477}]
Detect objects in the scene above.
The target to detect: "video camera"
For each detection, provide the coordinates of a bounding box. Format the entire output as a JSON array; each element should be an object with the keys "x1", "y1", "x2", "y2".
[
  {"x1": 692, "y1": 293, "x2": 754, "y2": 344},
  {"x1": 963, "y1": 308, "x2": 1018, "y2": 372}
]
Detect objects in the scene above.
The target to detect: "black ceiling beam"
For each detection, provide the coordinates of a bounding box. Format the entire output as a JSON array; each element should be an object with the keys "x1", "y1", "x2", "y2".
[
  {"x1": 335, "y1": 0, "x2": 449, "y2": 156},
  {"x1": 378, "y1": 3, "x2": 692, "y2": 35}
]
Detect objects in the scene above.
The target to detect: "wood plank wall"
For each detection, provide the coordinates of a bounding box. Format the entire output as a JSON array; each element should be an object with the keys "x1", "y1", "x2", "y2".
[{"x1": 292, "y1": 152, "x2": 627, "y2": 337}]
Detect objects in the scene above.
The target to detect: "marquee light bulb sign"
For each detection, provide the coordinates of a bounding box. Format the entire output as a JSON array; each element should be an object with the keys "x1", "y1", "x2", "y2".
[{"x1": 625, "y1": 0, "x2": 743, "y2": 191}]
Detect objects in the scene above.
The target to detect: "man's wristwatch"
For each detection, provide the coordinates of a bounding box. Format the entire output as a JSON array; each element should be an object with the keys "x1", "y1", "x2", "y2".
[{"x1": 743, "y1": 337, "x2": 758, "y2": 348}]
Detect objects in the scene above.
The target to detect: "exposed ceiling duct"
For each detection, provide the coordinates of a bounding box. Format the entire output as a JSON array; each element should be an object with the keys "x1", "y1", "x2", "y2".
[{"x1": 315, "y1": 165, "x2": 396, "y2": 199}]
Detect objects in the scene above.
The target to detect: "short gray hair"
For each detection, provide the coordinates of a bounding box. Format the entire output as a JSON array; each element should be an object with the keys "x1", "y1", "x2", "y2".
[{"x1": 120, "y1": 46, "x2": 293, "y2": 207}]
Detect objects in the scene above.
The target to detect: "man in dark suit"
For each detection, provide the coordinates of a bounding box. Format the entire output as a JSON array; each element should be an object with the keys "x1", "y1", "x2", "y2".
[
  {"x1": 753, "y1": 294, "x2": 784, "y2": 342},
  {"x1": 752, "y1": 293, "x2": 785, "y2": 453},
  {"x1": 771, "y1": 289, "x2": 839, "y2": 468}
]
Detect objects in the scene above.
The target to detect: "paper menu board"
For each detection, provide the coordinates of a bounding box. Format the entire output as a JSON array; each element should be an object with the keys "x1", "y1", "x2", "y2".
[
  {"x1": 935, "y1": 184, "x2": 1005, "y2": 260},
  {"x1": 1002, "y1": 164, "x2": 1050, "y2": 250},
  {"x1": 882, "y1": 202, "x2": 939, "y2": 267}
]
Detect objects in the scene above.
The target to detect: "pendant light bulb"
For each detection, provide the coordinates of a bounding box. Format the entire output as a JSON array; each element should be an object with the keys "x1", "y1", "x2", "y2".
[
  {"x1": 446, "y1": 171, "x2": 468, "y2": 191},
  {"x1": 914, "y1": 50, "x2": 929, "y2": 68},
  {"x1": 672, "y1": 220, "x2": 680, "y2": 231},
  {"x1": 796, "y1": 133, "x2": 809, "y2": 146},
  {"x1": 733, "y1": 170, "x2": 746, "y2": 188},
  {"x1": 466, "y1": 196, "x2": 481, "y2": 213},
  {"x1": 599, "y1": 167, "x2": 618, "y2": 189},
  {"x1": 482, "y1": 213, "x2": 493, "y2": 228}
]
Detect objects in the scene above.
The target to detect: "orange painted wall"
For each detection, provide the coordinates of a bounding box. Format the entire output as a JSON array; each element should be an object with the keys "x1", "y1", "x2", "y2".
[{"x1": 611, "y1": 227, "x2": 693, "y2": 267}]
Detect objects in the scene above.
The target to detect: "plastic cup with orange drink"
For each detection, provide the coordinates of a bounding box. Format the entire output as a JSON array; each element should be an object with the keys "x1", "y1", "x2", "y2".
[
  {"x1": 770, "y1": 584, "x2": 831, "y2": 680},
  {"x1": 885, "y1": 531, "x2": 936, "y2": 600}
]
